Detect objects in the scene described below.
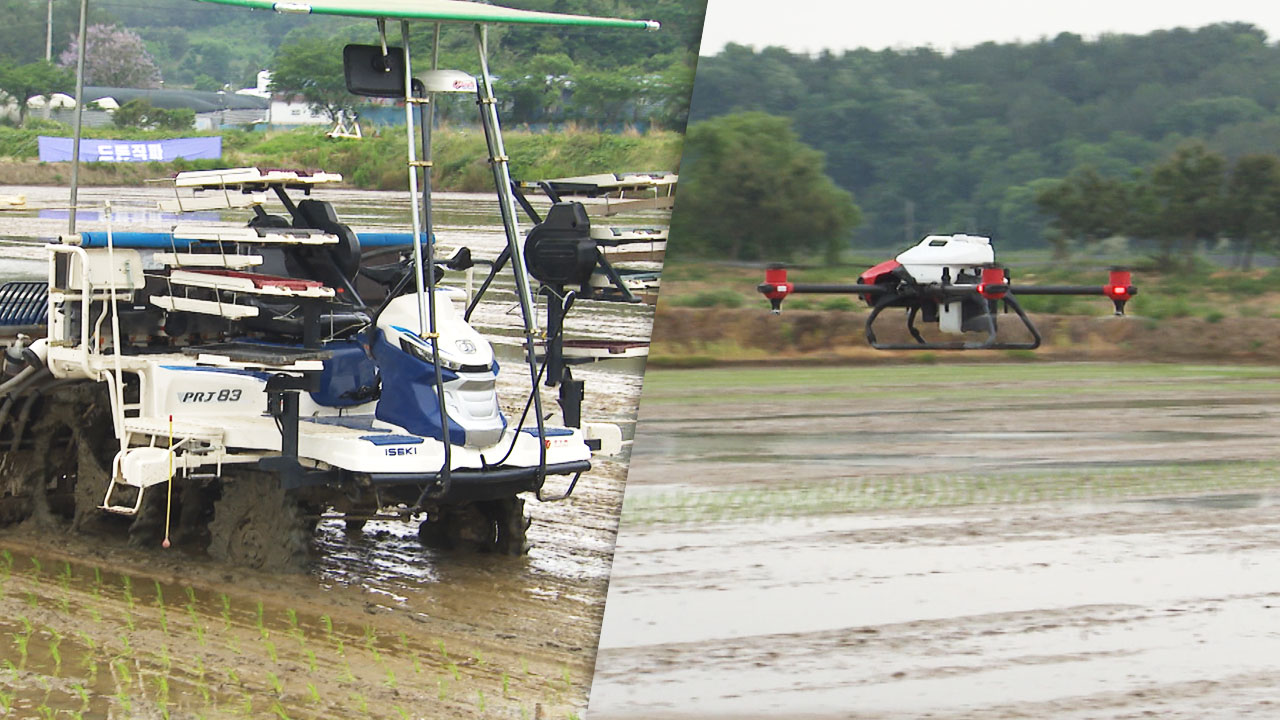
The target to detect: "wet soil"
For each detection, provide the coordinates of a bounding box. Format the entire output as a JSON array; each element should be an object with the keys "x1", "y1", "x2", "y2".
[
  {"x1": 588, "y1": 362, "x2": 1280, "y2": 719},
  {"x1": 0, "y1": 186, "x2": 660, "y2": 717}
]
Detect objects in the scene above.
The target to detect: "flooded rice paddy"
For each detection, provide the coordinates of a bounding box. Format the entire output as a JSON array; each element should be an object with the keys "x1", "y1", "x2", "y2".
[
  {"x1": 0, "y1": 184, "x2": 662, "y2": 717},
  {"x1": 589, "y1": 362, "x2": 1280, "y2": 719}
]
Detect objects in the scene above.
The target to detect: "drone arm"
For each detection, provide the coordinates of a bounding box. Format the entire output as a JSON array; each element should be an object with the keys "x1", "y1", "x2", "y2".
[
  {"x1": 1006, "y1": 269, "x2": 1137, "y2": 315},
  {"x1": 757, "y1": 265, "x2": 887, "y2": 313}
]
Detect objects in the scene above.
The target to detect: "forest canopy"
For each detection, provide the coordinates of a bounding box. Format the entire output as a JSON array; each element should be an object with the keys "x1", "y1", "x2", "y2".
[{"x1": 685, "y1": 23, "x2": 1280, "y2": 260}]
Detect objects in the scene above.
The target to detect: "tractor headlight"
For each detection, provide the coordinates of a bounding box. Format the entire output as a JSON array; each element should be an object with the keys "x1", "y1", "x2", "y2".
[{"x1": 399, "y1": 336, "x2": 463, "y2": 372}]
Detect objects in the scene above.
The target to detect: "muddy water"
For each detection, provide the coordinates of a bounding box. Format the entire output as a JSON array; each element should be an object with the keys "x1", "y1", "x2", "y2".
[
  {"x1": 0, "y1": 185, "x2": 661, "y2": 717},
  {"x1": 589, "y1": 363, "x2": 1280, "y2": 719}
]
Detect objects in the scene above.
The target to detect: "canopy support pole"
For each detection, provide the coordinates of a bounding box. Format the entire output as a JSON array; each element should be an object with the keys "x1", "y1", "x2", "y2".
[
  {"x1": 68, "y1": 0, "x2": 88, "y2": 234},
  {"x1": 474, "y1": 22, "x2": 547, "y2": 480}
]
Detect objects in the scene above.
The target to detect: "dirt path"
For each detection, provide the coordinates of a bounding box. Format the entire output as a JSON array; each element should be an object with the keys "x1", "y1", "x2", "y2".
[{"x1": 588, "y1": 362, "x2": 1280, "y2": 719}]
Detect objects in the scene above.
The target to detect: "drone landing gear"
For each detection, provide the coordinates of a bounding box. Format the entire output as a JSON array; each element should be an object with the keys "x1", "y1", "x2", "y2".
[{"x1": 865, "y1": 292, "x2": 1042, "y2": 351}]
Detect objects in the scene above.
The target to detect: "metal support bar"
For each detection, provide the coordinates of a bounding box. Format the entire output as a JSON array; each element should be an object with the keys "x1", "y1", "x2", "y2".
[{"x1": 474, "y1": 21, "x2": 547, "y2": 486}]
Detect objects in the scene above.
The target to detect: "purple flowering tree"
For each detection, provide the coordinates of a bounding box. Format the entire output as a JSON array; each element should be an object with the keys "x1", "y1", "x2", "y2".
[{"x1": 59, "y1": 24, "x2": 162, "y2": 89}]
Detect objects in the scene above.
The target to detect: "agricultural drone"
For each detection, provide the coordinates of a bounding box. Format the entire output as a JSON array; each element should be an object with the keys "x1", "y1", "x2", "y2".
[{"x1": 758, "y1": 234, "x2": 1137, "y2": 350}]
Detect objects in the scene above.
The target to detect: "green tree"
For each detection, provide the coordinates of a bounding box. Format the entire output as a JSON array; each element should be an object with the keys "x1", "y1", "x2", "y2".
[
  {"x1": 1034, "y1": 167, "x2": 1128, "y2": 258},
  {"x1": 269, "y1": 37, "x2": 352, "y2": 123},
  {"x1": 1223, "y1": 154, "x2": 1280, "y2": 270},
  {"x1": 111, "y1": 98, "x2": 193, "y2": 130},
  {"x1": 0, "y1": 60, "x2": 73, "y2": 126},
  {"x1": 670, "y1": 112, "x2": 861, "y2": 262},
  {"x1": 1133, "y1": 143, "x2": 1227, "y2": 270}
]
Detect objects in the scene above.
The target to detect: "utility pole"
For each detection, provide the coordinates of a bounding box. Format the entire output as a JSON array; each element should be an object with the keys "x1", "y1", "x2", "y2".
[{"x1": 45, "y1": 0, "x2": 53, "y2": 61}]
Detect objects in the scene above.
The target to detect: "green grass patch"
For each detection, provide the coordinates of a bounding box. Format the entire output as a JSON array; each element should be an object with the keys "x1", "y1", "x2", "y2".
[{"x1": 624, "y1": 460, "x2": 1280, "y2": 525}]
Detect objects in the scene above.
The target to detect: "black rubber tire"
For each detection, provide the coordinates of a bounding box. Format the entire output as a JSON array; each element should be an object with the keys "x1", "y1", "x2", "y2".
[
  {"x1": 417, "y1": 498, "x2": 531, "y2": 555},
  {"x1": 485, "y1": 497, "x2": 532, "y2": 556},
  {"x1": 344, "y1": 517, "x2": 367, "y2": 535},
  {"x1": 207, "y1": 472, "x2": 312, "y2": 571}
]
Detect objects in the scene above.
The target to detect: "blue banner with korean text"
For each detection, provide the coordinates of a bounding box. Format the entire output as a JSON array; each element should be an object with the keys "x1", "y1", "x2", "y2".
[{"x1": 37, "y1": 136, "x2": 222, "y2": 163}]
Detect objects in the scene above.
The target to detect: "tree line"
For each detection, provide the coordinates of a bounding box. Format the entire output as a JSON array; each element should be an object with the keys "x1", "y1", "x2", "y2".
[
  {"x1": 0, "y1": 0, "x2": 705, "y2": 132},
  {"x1": 683, "y1": 23, "x2": 1280, "y2": 260}
]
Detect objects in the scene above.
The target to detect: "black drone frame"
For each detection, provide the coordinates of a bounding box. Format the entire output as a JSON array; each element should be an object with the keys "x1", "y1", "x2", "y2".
[{"x1": 758, "y1": 265, "x2": 1137, "y2": 351}]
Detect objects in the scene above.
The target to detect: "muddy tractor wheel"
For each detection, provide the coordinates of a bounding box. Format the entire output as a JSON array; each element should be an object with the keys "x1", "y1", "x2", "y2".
[
  {"x1": 486, "y1": 497, "x2": 532, "y2": 556},
  {"x1": 417, "y1": 497, "x2": 530, "y2": 555},
  {"x1": 208, "y1": 472, "x2": 313, "y2": 571},
  {"x1": 0, "y1": 384, "x2": 115, "y2": 528}
]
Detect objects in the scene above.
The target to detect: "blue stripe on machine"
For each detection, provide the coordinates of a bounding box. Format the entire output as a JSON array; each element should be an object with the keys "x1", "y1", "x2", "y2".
[
  {"x1": 520, "y1": 427, "x2": 576, "y2": 437},
  {"x1": 159, "y1": 365, "x2": 272, "y2": 380},
  {"x1": 360, "y1": 434, "x2": 425, "y2": 446}
]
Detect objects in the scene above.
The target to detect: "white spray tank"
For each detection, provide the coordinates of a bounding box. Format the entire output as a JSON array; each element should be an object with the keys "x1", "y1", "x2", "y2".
[{"x1": 895, "y1": 234, "x2": 994, "y2": 334}]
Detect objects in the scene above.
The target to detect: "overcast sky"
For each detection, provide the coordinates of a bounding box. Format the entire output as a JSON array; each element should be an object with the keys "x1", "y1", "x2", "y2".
[{"x1": 698, "y1": 0, "x2": 1280, "y2": 55}]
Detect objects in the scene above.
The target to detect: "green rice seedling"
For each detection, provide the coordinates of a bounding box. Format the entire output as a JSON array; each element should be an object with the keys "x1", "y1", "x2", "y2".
[
  {"x1": 220, "y1": 594, "x2": 231, "y2": 630},
  {"x1": 118, "y1": 633, "x2": 132, "y2": 656},
  {"x1": 383, "y1": 667, "x2": 396, "y2": 689},
  {"x1": 303, "y1": 648, "x2": 317, "y2": 673},
  {"x1": 561, "y1": 666, "x2": 572, "y2": 688},
  {"x1": 226, "y1": 635, "x2": 241, "y2": 654},
  {"x1": 446, "y1": 661, "x2": 460, "y2": 681},
  {"x1": 154, "y1": 674, "x2": 170, "y2": 705},
  {"x1": 48, "y1": 630, "x2": 62, "y2": 674},
  {"x1": 474, "y1": 651, "x2": 486, "y2": 667},
  {"x1": 320, "y1": 614, "x2": 334, "y2": 643},
  {"x1": 397, "y1": 632, "x2": 409, "y2": 653},
  {"x1": 24, "y1": 590, "x2": 37, "y2": 608},
  {"x1": 227, "y1": 668, "x2": 240, "y2": 686},
  {"x1": 351, "y1": 692, "x2": 368, "y2": 714},
  {"x1": 194, "y1": 656, "x2": 205, "y2": 680},
  {"x1": 239, "y1": 694, "x2": 253, "y2": 716},
  {"x1": 0, "y1": 549, "x2": 11, "y2": 569},
  {"x1": 285, "y1": 608, "x2": 298, "y2": 632},
  {"x1": 412, "y1": 655, "x2": 422, "y2": 675},
  {"x1": 264, "y1": 639, "x2": 278, "y2": 663},
  {"x1": 394, "y1": 707, "x2": 410, "y2": 720},
  {"x1": 502, "y1": 672, "x2": 510, "y2": 697},
  {"x1": 158, "y1": 606, "x2": 169, "y2": 636},
  {"x1": 270, "y1": 701, "x2": 291, "y2": 720},
  {"x1": 306, "y1": 682, "x2": 320, "y2": 703},
  {"x1": 88, "y1": 607, "x2": 101, "y2": 623},
  {"x1": 36, "y1": 703, "x2": 54, "y2": 720},
  {"x1": 255, "y1": 601, "x2": 266, "y2": 639},
  {"x1": 193, "y1": 623, "x2": 205, "y2": 647},
  {"x1": 184, "y1": 586, "x2": 196, "y2": 607},
  {"x1": 113, "y1": 659, "x2": 131, "y2": 686},
  {"x1": 157, "y1": 644, "x2": 171, "y2": 672},
  {"x1": 340, "y1": 659, "x2": 355, "y2": 683},
  {"x1": 27, "y1": 556, "x2": 41, "y2": 578},
  {"x1": 477, "y1": 690, "x2": 486, "y2": 712},
  {"x1": 121, "y1": 576, "x2": 135, "y2": 610},
  {"x1": 520, "y1": 657, "x2": 529, "y2": 675},
  {"x1": 436, "y1": 638, "x2": 449, "y2": 659},
  {"x1": 12, "y1": 631, "x2": 30, "y2": 669},
  {"x1": 437, "y1": 677, "x2": 449, "y2": 700},
  {"x1": 92, "y1": 566, "x2": 102, "y2": 587},
  {"x1": 334, "y1": 638, "x2": 346, "y2": 658},
  {"x1": 266, "y1": 671, "x2": 283, "y2": 696},
  {"x1": 362, "y1": 625, "x2": 376, "y2": 651},
  {"x1": 71, "y1": 682, "x2": 89, "y2": 709},
  {"x1": 0, "y1": 689, "x2": 11, "y2": 713},
  {"x1": 114, "y1": 690, "x2": 132, "y2": 716}
]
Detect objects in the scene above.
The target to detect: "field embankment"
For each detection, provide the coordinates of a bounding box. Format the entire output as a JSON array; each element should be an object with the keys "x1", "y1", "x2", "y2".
[{"x1": 0, "y1": 124, "x2": 682, "y2": 191}]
